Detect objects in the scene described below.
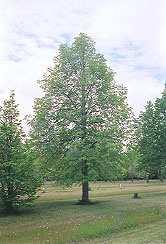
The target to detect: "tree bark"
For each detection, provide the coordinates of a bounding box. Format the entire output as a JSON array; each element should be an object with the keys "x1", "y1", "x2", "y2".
[
  {"x1": 158, "y1": 168, "x2": 164, "y2": 182},
  {"x1": 81, "y1": 161, "x2": 89, "y2": 203},
  {"x1": 79, "y1": 42, "x2": 90, "y2": 204},
  {"x1": 146, "y1": 174, "x2": 149, "y2": 183},
  {"x1": 82, "y1": 181, "x2": 89, "y2": 202}
]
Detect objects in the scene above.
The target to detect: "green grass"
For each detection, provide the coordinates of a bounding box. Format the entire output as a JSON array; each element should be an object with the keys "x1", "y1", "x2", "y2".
[
  {"x1": 0, "y1": 181, "x2": 166, "y2": 243},
  {"x1": 76, "y1": 207, "x2": 164, "y2": 239}
]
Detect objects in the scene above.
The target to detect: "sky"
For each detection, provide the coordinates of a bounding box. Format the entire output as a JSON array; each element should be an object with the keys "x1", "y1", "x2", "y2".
[{"x1": 1, "y1": 0, "x2": 166, "y2": 120}]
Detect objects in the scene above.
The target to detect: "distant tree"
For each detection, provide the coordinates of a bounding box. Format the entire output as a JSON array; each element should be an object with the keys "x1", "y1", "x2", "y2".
[
  {"x1": 123, "y1": 146, "x2": 140, "y2": 181},
  {"x1": 138, "y1": 85, "x2": 166, "y2": 181},
  {"x1": 122, "y1": 116, "x2": 140, "y2": 181},
  {"x1": 138, "y1": 101, "x2": 155, "y2": 180},
  {"x1": 0, "y1": 92, "x2": 42, "y2": 213},
  {"x1": 31, "y1": 33, "x2": 131, "y2": 203}
]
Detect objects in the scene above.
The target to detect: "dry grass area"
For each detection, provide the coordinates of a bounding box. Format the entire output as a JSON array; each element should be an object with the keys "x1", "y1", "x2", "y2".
[{"x1": 0, "y1": 180, "x2": 166, "y2": 244}]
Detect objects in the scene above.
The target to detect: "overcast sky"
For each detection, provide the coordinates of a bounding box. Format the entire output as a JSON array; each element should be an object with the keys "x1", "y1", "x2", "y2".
[{"x1": 1, "y1": 0, "x2": 166, "y2": 119}]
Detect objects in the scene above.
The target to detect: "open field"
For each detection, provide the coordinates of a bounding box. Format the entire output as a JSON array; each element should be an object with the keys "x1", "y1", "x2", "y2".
[{"x1": 1, "y1": 181, "x2": 166, "y2": 244}]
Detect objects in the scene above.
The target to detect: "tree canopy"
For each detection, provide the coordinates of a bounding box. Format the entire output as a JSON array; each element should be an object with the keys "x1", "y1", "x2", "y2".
[
  {"x1": 0, "y1": 91, "x2": 42, "y2": 212},
  {"x1": 31, "y1": 33, "x2": 132, "y2": 202},
  {"x1": 138, "y1": 85, "x2": 166, "y2": 180}
]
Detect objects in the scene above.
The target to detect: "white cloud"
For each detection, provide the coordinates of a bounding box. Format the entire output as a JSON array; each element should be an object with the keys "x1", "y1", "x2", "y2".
[
  {"x1": 0, "y1": 0, "x2": 165, "y2": 121},
  {"x1": 87, "y1": 0, "x2": 165, "y2": 113}
]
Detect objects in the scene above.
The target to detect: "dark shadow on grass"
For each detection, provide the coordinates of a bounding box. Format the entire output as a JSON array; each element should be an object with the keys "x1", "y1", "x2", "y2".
[
  {"x1": 34, "y1": 199, "x2": 101, "y2": 211},
  {"x1": 0, "y1": 206, "x2": 37, "y2": 217},
  {"x1": 37, "y1": 199, "x2": 76, "y2": 209},
  {"x1": 76, "y1": 200, "x2": 99, "y2": 205},
  {"x1": 0, "y1": 197, "x2": 115, "y2": 217}
]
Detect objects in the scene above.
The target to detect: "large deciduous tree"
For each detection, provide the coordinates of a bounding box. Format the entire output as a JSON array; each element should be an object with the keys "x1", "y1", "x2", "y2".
[
  {"x1": 138, "y1": 85, "x2": 166, "y2": 180},
  {"x1": 0, "y1": 91, "x2": 42, "y2": 213},
  {"x1": 32, "y1": 33, "x2": 131, "y2": 203}
]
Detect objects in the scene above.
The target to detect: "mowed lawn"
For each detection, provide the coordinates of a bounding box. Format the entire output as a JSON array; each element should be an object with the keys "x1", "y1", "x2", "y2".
[{"x1": 1, "y1": 181, "x2": 166, "y2": 244}]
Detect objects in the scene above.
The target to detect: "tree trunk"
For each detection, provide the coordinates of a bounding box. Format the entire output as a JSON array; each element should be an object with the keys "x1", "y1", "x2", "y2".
[
  {"x1": 158, "y1": 168, "x2": 164, "y2": 182},
  {"x1": 82, "y1": 180, "x2": 89, "y2": 202},
  {"x1": 146, "y1": 176, "x2": 149, "y2": 183},
  {"x1": 81, "y1": 161, "x2": 89, "y2": 203},
  {"x1": 80, "y1": 45, "x2": 90, "y2": 204},
  {"x1": 145, "y1": 172, "x2": 150, "y2": 183}
]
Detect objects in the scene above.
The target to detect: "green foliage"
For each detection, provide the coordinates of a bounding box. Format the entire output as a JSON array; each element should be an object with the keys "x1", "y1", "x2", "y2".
[
  {"x1": 138, "y1": 86, "x2": 166, "y2": 180},
  {"x1": 31, "y1": 33, "x2": 131, "y2": 197},
  {"x1": 0, "y1": 91, "x2": 43, "y2": 212},
  {"x1": 123, "y1": 147, "x2": 140, "y2": 180},
  {"x1": 121, "y1": 114, "x2": 141, "y2": 180}
]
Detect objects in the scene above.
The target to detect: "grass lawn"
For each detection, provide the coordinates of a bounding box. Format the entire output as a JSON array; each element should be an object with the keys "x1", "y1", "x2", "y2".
[{"x1": 0, "y1": 181, "x2": 166, "y2": 244}]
